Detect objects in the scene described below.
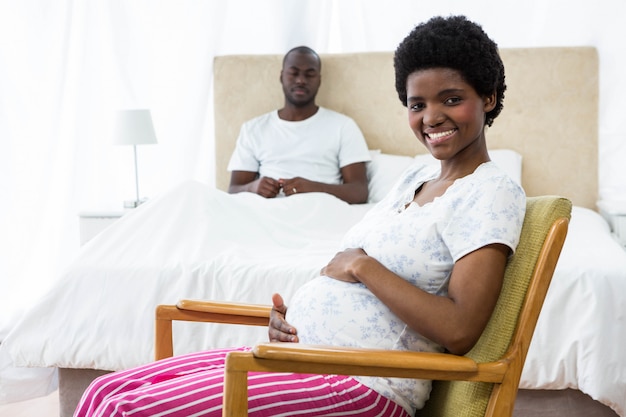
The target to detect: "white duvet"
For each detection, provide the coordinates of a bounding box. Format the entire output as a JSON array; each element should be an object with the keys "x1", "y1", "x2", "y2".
[{"x1": 1, "y1": 180, "x2": 625, "y2": 416}]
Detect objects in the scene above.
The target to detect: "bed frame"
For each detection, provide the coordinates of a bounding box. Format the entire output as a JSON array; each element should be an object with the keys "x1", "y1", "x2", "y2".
[{"x1": 58, "y1": 48, "x2": 616, "y2": 417}]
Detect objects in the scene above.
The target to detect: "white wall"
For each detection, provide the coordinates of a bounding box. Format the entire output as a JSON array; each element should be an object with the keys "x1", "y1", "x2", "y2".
[{"x1": 1, "y1": 0, "x2": 624, "y2": 332}]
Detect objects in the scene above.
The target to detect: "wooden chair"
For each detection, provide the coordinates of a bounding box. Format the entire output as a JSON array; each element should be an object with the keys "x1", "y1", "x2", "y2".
[{"x1": 155, "y1": 195, "x2": 571, "y2": 417}]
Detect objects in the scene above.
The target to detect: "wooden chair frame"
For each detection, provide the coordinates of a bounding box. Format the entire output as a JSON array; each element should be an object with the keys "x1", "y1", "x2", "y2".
[{"x1": 155, "y1": 197, "x2": 570, "y2": 417}]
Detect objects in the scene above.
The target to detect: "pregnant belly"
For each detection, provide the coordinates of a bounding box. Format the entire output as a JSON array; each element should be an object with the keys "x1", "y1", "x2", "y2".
[{"x1": 285, "y1": 276, "x2": 400, "y2": 349}]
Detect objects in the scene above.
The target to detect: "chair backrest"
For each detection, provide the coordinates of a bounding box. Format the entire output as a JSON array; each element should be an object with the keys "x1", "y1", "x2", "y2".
[{"x1": 417, "y1": 196, "x2": 572, "y2": 417}]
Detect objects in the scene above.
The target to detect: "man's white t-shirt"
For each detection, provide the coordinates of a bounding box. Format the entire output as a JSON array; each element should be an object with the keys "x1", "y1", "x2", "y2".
[{"x1": 227, "y1": 107, "x2": 371, "y2": 184}]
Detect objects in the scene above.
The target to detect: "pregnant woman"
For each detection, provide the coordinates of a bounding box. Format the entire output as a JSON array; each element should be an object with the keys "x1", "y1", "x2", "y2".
[{"x1": 74, "y1": 15, "x2": 525, "y2": 417}]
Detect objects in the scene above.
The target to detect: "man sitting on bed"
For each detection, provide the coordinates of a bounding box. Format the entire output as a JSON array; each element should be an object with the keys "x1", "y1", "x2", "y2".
[{"x1": 227, "y1": 46, "x2": 371, "y2": 204}]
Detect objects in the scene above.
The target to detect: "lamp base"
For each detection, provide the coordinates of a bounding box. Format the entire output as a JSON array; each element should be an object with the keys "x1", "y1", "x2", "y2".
[{"x1": 123, "y1": 198, "x2": 148, "y2": 209}]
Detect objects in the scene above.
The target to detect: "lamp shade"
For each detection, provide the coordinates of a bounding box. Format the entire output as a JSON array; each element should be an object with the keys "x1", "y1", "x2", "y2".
[{"x1": 114, "y1": 109, "x2": 158, "y2": 145}]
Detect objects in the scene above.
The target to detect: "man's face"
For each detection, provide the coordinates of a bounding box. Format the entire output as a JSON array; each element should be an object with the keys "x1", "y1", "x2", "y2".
[{"x1": 280, "y1": 52, "x2": 321, "y2": 107}]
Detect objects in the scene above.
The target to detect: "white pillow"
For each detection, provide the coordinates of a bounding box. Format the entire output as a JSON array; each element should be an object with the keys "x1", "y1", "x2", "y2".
[
  {"x1": 366, "y1": 149, "x2": 522, "y2": 204},
  {"x1": 366, "y1": 150, "x2": 415, "y2": 203},
  {"x1": 489, "y1": 149, "x2": 523, "y2": 185}
]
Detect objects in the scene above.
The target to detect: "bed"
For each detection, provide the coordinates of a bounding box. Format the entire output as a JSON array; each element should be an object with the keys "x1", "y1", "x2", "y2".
[{"x1": 1, "y1": 48, "x2": 624, "y2": 417}]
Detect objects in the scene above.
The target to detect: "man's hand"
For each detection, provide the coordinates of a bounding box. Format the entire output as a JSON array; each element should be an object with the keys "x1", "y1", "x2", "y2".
[
  {"x1": 252, "y1": 177, "x2": 282, "y2": 198},
  {"x1": 278, "y1": 161, "x2": 369, "y2": 203},
  {"x1": 229, "y1": 171, "x2": 281, "y2": 198},
  {"x1": 268, "y1": 293, "x2": 298, "y2": 342},
  {"x1": 279, "y1": 177, "x2": 311, "y2": 196}
]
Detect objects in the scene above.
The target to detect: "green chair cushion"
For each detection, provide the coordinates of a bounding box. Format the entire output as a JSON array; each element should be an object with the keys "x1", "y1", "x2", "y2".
[{"x1": 416, "y1": 196, "x2": 572, "y2": 417}]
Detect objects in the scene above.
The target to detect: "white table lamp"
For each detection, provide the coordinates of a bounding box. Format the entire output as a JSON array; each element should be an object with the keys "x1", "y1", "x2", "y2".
[{"x1": 114, "y1": 109, "x2": 158, "y2": 208}]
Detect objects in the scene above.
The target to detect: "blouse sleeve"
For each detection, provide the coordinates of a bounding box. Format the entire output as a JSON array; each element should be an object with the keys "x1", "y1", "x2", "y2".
[{"x1": 443, "y1": 173, "x2": 526, "y2": 262}]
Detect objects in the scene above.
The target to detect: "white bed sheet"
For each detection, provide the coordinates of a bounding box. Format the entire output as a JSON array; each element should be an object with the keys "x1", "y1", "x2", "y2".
[
  {"x1": 521, "y1": 205, "x2": 626, "y2": 416},
  {"x1": 0, "y1": 182, "x2": 624, "y2": 416}
]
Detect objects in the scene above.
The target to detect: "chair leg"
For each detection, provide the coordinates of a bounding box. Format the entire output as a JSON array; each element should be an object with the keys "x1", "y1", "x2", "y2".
[
  {"x1": 223, "y1": 352, "x2": 250, "y2": 417},
  {"x1": 155, "y1": 305, "x2": 175, "y2": 360}
]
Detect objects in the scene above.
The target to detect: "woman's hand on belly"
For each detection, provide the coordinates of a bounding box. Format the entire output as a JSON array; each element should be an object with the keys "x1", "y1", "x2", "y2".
[
  {"x1": 268, "y1": 293, "x2": 299, "y2": 343},
  {"x1": 321, "y1": 248, "x2": 369, "y2": 283}
]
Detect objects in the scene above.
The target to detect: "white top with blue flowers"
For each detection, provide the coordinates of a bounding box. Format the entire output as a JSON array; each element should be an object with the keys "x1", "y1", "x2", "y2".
[{"x1": 286, "y1": 161, "x2": 526, "y2": 414}]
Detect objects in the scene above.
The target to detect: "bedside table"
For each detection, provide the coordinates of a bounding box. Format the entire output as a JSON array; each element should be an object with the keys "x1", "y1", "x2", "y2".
[
  {"x1": 78, "y1": 211, "x2": 125, "y2": 245},
  {"x1": 597, "y1": 200, "x2": 626, "y2": 247}
]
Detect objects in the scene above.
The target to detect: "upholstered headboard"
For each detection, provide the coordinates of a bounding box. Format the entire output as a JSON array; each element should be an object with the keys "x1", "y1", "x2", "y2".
[{"x1": 213, "y1": 48, "x2": 598, "y2": 209}]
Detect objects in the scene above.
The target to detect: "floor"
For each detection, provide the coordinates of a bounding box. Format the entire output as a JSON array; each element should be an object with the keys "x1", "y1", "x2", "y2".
[{"x1": 0, "y1": 391, "x2": 59, "y2": 417}]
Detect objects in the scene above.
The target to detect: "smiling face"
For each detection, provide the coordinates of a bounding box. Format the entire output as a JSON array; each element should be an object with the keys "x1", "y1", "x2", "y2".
[
  {"x1": 280, "y1": 51, "x2": 321, "y2": 108},
  {"x1": 406, "y1": 68, "x2": 496, "y2": 163}
]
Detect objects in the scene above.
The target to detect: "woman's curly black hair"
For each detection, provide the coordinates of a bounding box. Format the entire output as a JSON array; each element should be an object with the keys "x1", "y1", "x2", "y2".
[{"x1": 394, "y1": 15, "x2": 506, "y2": 127}]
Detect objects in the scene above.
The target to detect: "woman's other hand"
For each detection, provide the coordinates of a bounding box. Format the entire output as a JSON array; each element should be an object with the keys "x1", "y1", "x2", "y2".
[
  {"x1": 268, "y1": 293, "x2": 298, "y2": 342},
  {"x1": 321, "y1": 248, "x2": 369, "y2": 283}
]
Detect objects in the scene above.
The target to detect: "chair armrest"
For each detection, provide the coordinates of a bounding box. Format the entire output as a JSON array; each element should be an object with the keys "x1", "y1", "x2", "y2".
[
  {"x1": 155, "y1": 299, "x2": 271, "y2": 360},
  {"x1": 246, "y1": 343, "x2": 506, "y2": 382},
  {"x1": 223, "y1": 343, "x2": 505, "y2": 415},
  {"x1": 177, "y1": 299, "x2": 272, "y2": 319},
  {"x1": 247, "y1": 343, "x2": 484, "y2": 381}
]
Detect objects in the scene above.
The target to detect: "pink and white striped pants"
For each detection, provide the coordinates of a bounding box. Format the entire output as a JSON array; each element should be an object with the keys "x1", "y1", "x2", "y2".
[{"x1": 74, "y1": 347, "x2": 410, "y2": 417}]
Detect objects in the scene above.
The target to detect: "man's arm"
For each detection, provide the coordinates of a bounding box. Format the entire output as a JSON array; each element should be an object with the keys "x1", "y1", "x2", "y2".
[
  {"x1": 228, "y1": 171, "x2": 282, "y2": 198},
  {"x1": 279, "y1": 162, "x2": 369, "y2": 204}
]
